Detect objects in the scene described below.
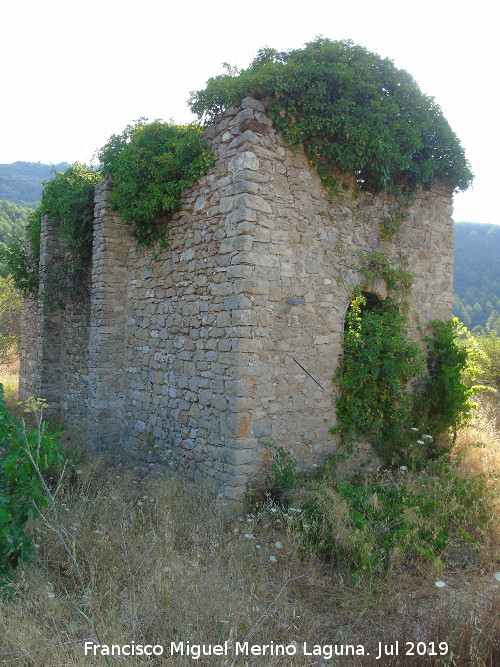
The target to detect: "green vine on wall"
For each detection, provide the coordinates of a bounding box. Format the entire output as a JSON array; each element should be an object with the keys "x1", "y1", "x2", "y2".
[
  {"x1": 379, "y1": 189, "x2": 416, "y2": 240},
  {"x1": 358, "y1": 251, "x2": 413, "y2": 294},
  {"x1": 334, "y1": 255, "x2": 485, "y2": 463},
  {"x1": 4, "y1": 122, "x2": 216, "y2": 301},
  {"x1": 189, "y1": 38, "x2": 473, "y2": 196},
  {"x1": 2, "y1": 164, "x2": 99, "y2": 303},
  {"x1": 334, "y1": 290, "x2": 424, "y2": 463},
  {"x1": 98, "y1": 120, "x2": 216, "y2": 249}
]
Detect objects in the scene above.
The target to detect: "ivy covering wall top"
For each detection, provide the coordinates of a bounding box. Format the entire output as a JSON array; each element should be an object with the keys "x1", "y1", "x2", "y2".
[{"x1": 189, "y1": 38, "x2": 473, "y2": 194}]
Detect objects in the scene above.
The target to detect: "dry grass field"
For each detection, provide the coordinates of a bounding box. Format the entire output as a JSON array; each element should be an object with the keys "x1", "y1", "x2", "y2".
[{"x1": 0, "y1": 363, "x2": 498, "y2": 666}]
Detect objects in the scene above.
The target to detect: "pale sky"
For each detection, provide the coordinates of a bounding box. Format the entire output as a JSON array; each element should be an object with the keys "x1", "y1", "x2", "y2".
[{"x1": 1, "y1": 0, "x2": 497, "y2": 224}]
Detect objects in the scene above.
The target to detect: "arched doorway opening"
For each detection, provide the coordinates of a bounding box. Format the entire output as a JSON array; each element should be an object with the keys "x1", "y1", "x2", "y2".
[
  {"x1": 343, "y1": 290, "x2": 383, "y2": 333},
  {"x1": 337, "y1": 288, "x2": 423, "y2": 460}
]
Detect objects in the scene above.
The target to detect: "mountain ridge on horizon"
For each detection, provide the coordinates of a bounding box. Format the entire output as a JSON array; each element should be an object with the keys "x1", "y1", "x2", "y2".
[{"x1": 0, "y1": 161, "x2": 70, "y2": 205}]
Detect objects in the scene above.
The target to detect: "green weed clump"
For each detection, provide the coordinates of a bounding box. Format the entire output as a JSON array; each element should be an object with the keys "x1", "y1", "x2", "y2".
[
  {"x1": 292, "y1": 457, "x2": 492, "y2": 580},
  {"x1": 416, "y1": 318, "x2": 493, "y2": 453},
  {"x1": 257, "y1": 432, "x2": 497, "y2": 586}
]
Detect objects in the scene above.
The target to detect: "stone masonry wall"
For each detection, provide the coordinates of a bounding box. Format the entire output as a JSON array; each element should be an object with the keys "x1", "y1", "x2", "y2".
[
  {"x1": 19, "y1": 215, "x2": 91, "y2": 434},
  {"x1": 20, "y1": 98, "x2": 454, "y2": 500},
  {"x1": 19, "y1": 295, "x2": 40, "y2": 399},
  {"x1": 58, "y1": 280, "x2": 91, "y2": 438},
  {"x1": 87, "y1": 181, "x2": 133, "y2": 453}
]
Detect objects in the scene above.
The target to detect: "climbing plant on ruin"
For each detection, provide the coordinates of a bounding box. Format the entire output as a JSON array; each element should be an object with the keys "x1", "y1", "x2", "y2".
[
  {"x1": 98, "y1": 119, "x2": 216, "y2": 248},
  {"x1": 4, "y1": 123, "x2": 216, "y2": 299},
  {"x1": 5, "y1": 39, "x2": 473, "y2": 301},
  {"x1": 334, "y1": 255, "x2": 483, "y2": 463},
  {"x1": 2, "y1": 163, "x2": 99, "y2": 301},
  {"x1": 189, "y1": 38, "x2": 473, "y2": 196},
  {"x1": 333, "y1": 254, "x2": 424, "y2": 462}
]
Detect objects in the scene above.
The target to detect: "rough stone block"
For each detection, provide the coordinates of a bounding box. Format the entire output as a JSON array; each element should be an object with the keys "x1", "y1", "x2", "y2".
[
  {"x1": 234, "y1": 193, "x2": 272, "y2": 213},
  {"x1": 227, "y1": 151, "x2": 260, "y2": 172},
  {"x1": 241, "y1": 97, "x2": 266, "y2": 113}
]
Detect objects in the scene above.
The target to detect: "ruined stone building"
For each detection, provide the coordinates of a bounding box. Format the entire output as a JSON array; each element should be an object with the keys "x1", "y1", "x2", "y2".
[{"x1": 20, "y1": 98, "x2": 454, "y2": 499}]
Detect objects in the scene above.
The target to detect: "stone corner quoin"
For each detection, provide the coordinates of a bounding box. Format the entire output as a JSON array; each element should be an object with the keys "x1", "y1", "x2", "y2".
[{"x1": 19, "y1": 97, "x2": 454, "y2": 501}]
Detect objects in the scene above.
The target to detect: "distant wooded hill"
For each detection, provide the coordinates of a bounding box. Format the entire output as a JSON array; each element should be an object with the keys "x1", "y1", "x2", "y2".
[
  {"x1": 0, "y1": 200, "x2": 33, "y2": 243},
  {"x1": 453, "y1": 222, "x2": 499, "y2": 333},
  {"x1": 0, "y1": 162, "x2": 497, "y2": 333},
  {"x1": 0, "y1": 161, "x2": 69, "y2": 204}
]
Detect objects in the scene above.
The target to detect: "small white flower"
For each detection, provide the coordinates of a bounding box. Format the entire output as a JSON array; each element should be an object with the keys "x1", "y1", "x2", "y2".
[
  {"x1": 47, "y1": 592, "x2": 55, "y2": 598},
  {"x1": 275, "y1": 541, "x2": 283, "y2": 549},
  {"x1": 76, "y1": 469, "x2": 83, "y2": 475},
  {"x1": 93, "y1": 529, "x2": 101, "y2": 534},
  {"x1": 269, "y1": 556, "x2": 277, "y2": 563},
  {"x1": 423, "y1": 434, "x2": 433, "y2": 439},
  {"x1": 400, "y1": 465, "x2": 407, "y2": 471},
  {"x1": 494, "y1": 573, "x2": 500, "y2": 582},
  {"x1": 411, "y1": 427, "x2": 418, "y2": 431},
  {"x1": 163, "y1": 566, "x2": 171, "y2": 574},
  {"x1": 34, "y1": 544, "x2": 41, "y2": 549},
  {"x1": 244, "y1": 533, "x2": 254, "y2": 539},
  {"x1": 417, "y1": 440, "x2": 425, "y2": 445},
  {"x1": 137, "y1": 501, "x2": 143, "y2": 506},
  {"x1": 270, "y1": 507, "x2": 277, "y2": 513},
  {"x1": 435, "y1": 580, "x2": 446, "y2": 588},
  {"x1": 255, "y1": 544, "x2": 261, "y2": 549}
]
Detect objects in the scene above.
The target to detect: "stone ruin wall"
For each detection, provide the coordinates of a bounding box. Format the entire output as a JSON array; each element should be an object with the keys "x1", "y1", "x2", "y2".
[
  {"x1": 19, "y1": 229, "x2": 91, "y2": 439},
  {"x1": 20, "y1": 98, "x2": 454, "y2": 500}
]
